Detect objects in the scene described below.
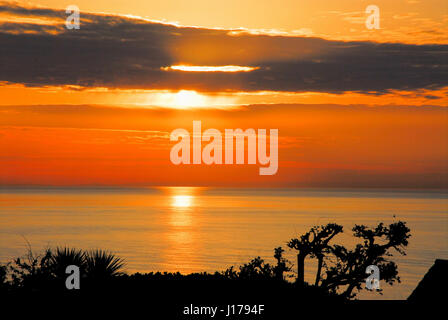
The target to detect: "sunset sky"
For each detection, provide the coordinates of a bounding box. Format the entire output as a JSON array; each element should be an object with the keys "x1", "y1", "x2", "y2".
[{"x1": 0, "y1": 0, "x2": 447, "y2": 188}]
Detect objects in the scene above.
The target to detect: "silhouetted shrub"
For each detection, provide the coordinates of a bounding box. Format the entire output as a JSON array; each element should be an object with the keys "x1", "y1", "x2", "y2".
[
  {"x1": 8, "y1": 247, "x2": 53, "y2": 291},
  {"x1": 85, "y1": 249, "x2": 125, "y2": 279}
]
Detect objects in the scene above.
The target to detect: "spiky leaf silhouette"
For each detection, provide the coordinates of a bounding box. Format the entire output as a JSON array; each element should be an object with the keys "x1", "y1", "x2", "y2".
[
  {"x1": 50, "y1": 247, "x2": 86, "y2": 278},
  {"x1": 85, "y1": 249, "x2": 125, "y2": 279}
]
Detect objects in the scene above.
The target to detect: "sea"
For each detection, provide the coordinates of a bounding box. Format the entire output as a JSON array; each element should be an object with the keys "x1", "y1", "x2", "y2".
[{"x1": 0, "y1": 187, "x2": 447, "y2": 300}]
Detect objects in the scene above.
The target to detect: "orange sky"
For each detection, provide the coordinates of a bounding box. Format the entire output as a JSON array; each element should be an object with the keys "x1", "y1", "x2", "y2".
[
  {"x1": 0, "y1": 1, "x2": 447, "y2": 188},
  {"x1": 1, "y1": 104, "x2": 447, "y2": 188}
]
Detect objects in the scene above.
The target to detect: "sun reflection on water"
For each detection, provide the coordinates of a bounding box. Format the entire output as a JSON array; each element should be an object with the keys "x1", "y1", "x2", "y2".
[
  {"x1": 166, "y1": 187, "x2": 200, "y2": 227},
  {"x1": 159, "y1": 187, "x2": 204, "y2": 271},
  {"x1": 172, "y1": 195, "x2": 192, "y2": 208}
]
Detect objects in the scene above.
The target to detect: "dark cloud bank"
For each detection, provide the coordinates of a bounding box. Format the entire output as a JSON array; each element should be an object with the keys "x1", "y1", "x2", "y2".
[{"x1": 0, "y1": 2, "x2": 447, "y2": 93}]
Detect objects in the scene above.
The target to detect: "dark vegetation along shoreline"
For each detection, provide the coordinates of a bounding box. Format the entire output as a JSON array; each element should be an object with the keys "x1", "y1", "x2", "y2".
[
  {"x1": 0, "y1": 221, "x2": 412, "y2": 299},
  {"x1": 5, "y1": 219, "x2": 443, "y2": 318}
]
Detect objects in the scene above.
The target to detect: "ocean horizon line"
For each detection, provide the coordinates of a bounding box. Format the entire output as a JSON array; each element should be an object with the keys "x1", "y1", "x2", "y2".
[{"x1": 1, "y1": 185, "x2": 447, "y2": 199}]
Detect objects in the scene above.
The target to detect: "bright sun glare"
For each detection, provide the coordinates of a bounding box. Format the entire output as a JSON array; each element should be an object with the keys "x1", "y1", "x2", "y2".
[
  {"x1": 173, "y1": 90, "x2": 206, "y2": 108},
  {"x1": 172, "y1": 195, "x2": 193, "y2": 208},
  {"x1": 150, "y1": 90, "x2": 234, "y2": 108}
]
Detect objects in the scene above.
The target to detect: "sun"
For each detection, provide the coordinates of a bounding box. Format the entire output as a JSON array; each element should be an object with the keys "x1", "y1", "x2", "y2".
[
  {"x1": 150, "y1": 90, "x2": 207, "y2": 108},
  {"x1": 173, "y1": 90, "x2": 206, "y2": 108},
  {"x1": 147, "y1": 90, "x2": 237, "y2": 108},
  {"x1": 172, "y1": 195, "x2": 193, "y2": 208}
]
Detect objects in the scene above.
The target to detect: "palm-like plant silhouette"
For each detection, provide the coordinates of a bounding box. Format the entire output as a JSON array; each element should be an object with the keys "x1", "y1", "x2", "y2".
[
  {"x1": 85, "y1": 249, "x2": 125, "y2": 279},
  {"x1": 50, "y1": 247, "x2": 86, "y2": 278}
]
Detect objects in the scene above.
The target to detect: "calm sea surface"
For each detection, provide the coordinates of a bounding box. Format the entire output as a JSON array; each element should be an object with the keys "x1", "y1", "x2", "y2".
[{"x1": 0, "y1": 187, "x2": 447, "y2": 299}]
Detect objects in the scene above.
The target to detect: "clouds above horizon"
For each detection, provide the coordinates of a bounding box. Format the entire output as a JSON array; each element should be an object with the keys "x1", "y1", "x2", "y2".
[{"x1": 0, "y1": 2, "x2": 447, "y2": 94}]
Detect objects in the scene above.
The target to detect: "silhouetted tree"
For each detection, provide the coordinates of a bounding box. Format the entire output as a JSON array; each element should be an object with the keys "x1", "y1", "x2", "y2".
[
  {"x1": 273, "y1": 247, "x2": 291, "y2": 280},
  {"x1": 287, "y1": 223, "x2": 343, "y2": 285},
  {"x1": 320, "y1": 221, "x2": 411, "y2": 298}
]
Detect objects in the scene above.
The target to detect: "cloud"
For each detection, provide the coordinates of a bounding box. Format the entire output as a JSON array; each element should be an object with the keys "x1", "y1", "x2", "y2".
[{"x1": 0, "y1": 2, "x2": 447, "y2": 94}]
